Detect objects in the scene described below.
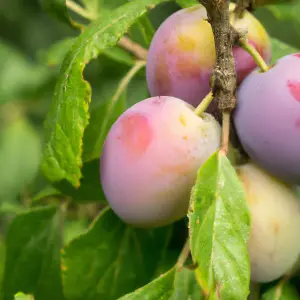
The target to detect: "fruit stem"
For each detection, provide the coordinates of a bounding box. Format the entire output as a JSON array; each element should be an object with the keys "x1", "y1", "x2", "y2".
[
  {"x1": 239, "y1": 39, "x2": 269, "y2": 72},
  {"x1": 220, "y1": 111, "x2": 231, "y2": 155},
  {"x1": 194, "y1": 91, "x2": 214, "y2": 117},
  {"x1": 176, "y1": 238, "x2": 190, "y2": 268}
]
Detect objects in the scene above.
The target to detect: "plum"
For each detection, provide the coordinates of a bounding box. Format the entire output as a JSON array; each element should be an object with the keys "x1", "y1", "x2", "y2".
[
  {"x1": 237, "y1": 163, "x2": 300, "y2": 283},
  {"x1": 234, "y1": 53, "x2": 300, "y2": 184},
  {"x1": 100, "y1": 96, "x2": 221, "y2": 228},
  {"x1": 146, "y1": 3, "x2": 271, "y2": 110}
]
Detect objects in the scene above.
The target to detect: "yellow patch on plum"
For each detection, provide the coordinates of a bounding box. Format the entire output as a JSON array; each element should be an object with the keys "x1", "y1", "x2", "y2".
[{"x1": 179, "y1": 114, "x2": 187, "y2": 126}]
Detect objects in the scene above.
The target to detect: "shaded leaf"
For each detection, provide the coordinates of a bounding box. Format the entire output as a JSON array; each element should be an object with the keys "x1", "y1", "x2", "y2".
[
  {"x1": 61, "y1": 207, "x2": 172, "y2": 300},
  {"x1": 41, "y1": 0, "x2": 170, "y2": 188},
  {"x1": 2, "y1": 206, "x2": 64, "y2": 300},
  {"x1": 119, "y1": 267, "x2": 204, "y2": 299},
  {"x1": 102, "y1": 47, "x2": 135, "y2": 66},
  {"x1": 54, "y1": 158, "x2": 106, "y2": 202},
  {"x1": 262, "y1": 281, "x2": 299, "y2": 300},
  {"x1": 188, "y1": 151, "x2": 251, "y2": 299},
  {"x1": 119, "y1": 268, "x2": 176, "y2": 300},
  {"x1": 136, "y1": 15, "x2": 155, "y2": 46},
  {"x1": 39, "y1": 0, "x2": 78, "y2": 28}
]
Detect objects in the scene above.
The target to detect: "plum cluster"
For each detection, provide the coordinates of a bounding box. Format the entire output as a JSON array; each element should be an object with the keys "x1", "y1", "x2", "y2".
[{"x1": 100, "y1": 4, "x2": 300, "y2": 284}]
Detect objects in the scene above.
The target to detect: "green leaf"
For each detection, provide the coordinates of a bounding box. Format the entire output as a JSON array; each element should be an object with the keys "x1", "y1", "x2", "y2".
[
  {"x1": 2, "y1": 206, "x2": 64, "y2": 300},
  {"x1": 119, "y1": 267, "x2": 204, "y2": 299},
  {"x1": 119, "y1": 268, "x2": 176, "y2": 300},
  {"x1": 0, "y1": 202, "x2": 24, "y2": 215},
  {"x1": 32, "y1": 185, "x2": 62, "y2": 202},
  {"x1": 271, "y1": 37, "x2": 300, "y2": 63},
  {"x1": 171, "y1": 268, "x2": 204, "y2": 300},
  {"x1": 63, "y1": 219, "x2": 89, "y2": 245},
  {"x1": 0, "y1": 116, "x2": 41, "y2": 202},
  {"x1": 262, "y1": 282, "x2": 299, "y2": 300},
  {"x1": 41, "y1": 0, "x2": 170, "y2": 188},
  {"x1": 188, "y1": 151, "x2": 251, "y2": 299},
  {"x1": 0, "y1": 235, "x2": 5, "y2": 290},
  {"x1": 136, "y1": 15, "x2": 155, "y2": 46},
  {"x1": 61, "y1": 207, "x2": 172, "y2": 300},
  {"x1": 39, "y1": 38, "x2": 134, "y2": 68},
  {"x1": 175, "y1": 0, "x2": 198, "y2": 8},
  {"x1": 14, "y1": 292, "x2": 34, "y2": 300}
]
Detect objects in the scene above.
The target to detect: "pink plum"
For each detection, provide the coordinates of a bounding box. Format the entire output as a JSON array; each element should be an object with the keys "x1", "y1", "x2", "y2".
[
  {"x1": 234, "y1": 53, "x2": 300, "y2": 184},
  {"x1": 100, "y1": 96, "x2": 221, "y2": 228}
]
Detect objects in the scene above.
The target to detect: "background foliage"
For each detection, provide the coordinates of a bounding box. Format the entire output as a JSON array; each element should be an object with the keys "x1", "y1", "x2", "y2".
[{"x1": 0, "y1": 0, "x2": 300, "y2": 299}]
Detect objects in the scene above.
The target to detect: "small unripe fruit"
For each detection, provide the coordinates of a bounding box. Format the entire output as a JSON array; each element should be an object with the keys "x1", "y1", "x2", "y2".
[
  {"x1": 146, "y1": 3, "x2": 271, "y2": 110},
  {"x1": 237, "y1": 163, "x2": 300, "y2": 283},
  {"x1": 100, "y1": 96, "x2": 221, "y2": 228},
  {"x1": 234, "y1": 53, "x2": 300, "y2": 184}
]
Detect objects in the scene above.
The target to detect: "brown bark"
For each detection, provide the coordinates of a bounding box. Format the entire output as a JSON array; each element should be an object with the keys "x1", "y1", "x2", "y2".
[{"x1": 198, "y1": 0, "x2": 237, "y2": 112}]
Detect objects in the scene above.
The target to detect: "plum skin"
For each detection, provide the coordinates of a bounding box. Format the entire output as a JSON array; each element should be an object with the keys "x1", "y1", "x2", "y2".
[
  {"x1": 100, "y1": 96, "x2": 221, "y2": 228},
  {"x1": 237, "y1": 163, "x2": 300, "y2": 283},
  {"x1": 146, "y1": 3, "x2": 271, "y2": 109},
  {"x1": 234, "y1": 53, "x2": 300, "y2": 184}
]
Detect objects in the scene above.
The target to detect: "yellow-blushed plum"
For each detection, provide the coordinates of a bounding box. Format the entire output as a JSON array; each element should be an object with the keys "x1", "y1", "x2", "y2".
[
  {"x1": 146, "y1": 4, "x2": 271, "y2": 111},
  {"x1": 237, "y1": 163, "x2": 300, "y2": 283},
  {"x1": 100, "y1": 96, "x2": 221, "y2": 228}
]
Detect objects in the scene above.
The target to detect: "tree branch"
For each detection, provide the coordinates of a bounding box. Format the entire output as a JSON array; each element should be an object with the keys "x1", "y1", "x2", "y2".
[
  {"x1": 199, "y1": 0, "x2": 237, "y2": 112},
  {"x1": 118, "y1": 37, "x2": 148, "y2": 61},
  {"x1": 198, "y1": 0, "x2": 237, "y2": 154}
]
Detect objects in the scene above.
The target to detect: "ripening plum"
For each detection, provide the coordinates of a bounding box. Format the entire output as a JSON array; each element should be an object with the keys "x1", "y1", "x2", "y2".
[
  {"x1": 100, "y1": 96, "x2": 221, "y2": 228},
  {"x1": 146, "y1": 3, "x2": 271, "y2": 109},
  {"x1": 237, "y1": 163, "x2": 300, "y2": 283},
  {"x1": 234, "y1": 53, "x2": 300, "y2": 184}
]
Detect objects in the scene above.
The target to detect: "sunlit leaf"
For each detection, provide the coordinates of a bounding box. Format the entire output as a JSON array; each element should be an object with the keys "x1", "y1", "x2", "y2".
[{"x1": 189, "y1": 151, "x2": 251, "y2": 299}]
